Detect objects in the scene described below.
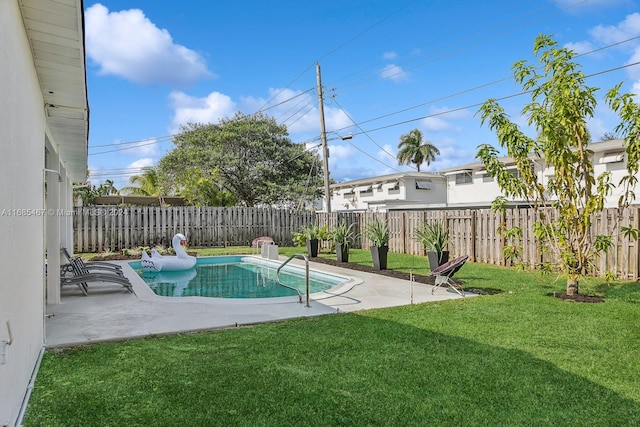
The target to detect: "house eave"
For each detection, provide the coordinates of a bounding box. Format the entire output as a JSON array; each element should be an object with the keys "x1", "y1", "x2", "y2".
[{"x1": 19, "y1": 0, "x2": 89, "y2": 182}]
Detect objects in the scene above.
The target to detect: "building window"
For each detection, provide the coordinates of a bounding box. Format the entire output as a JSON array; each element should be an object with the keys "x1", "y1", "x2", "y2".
[
  {"x1": 415, "y1": 180, "x2": 433, "y2": 190},
  {"x1": 600, "y1": 152, "x2": 624, "y2": 164},
  {"x1": 455, "y1": 172, "x2": 472, "y2": 185},
  {"x1": 383, "y1": 181, "x2": 400, "y2": 192}
]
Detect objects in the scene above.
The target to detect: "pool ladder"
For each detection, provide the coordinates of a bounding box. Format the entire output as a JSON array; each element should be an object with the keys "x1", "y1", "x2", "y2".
[{"x1": 276, "y1": 254, "x2": 310, "y2": 307}]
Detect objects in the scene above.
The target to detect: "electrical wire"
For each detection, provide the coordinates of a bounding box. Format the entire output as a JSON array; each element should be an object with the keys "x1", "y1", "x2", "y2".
[
  {"x1": 329, "y1": 0, "x2": 590, "y2": 95},
  {"x1": 332, "y1": 97, "x2": 402, "y2": 170},
  {"x1": 338, "y1": 60, "x2": 640, "y2": 138},
  {"x1": 330, "y1": 36, "x2": 640, "y2": 135},
  {"x1": 251, "y1": 0, "x2": 418, "y2": 115}
]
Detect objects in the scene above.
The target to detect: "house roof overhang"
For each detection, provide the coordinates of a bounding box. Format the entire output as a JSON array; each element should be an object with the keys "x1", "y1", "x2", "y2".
[
  {"x1": 330, "y1": 171, "x2": 444, "y2": 190},
  {"x1": 19, "y1": 0, "x2": 89, "y2": 183}
]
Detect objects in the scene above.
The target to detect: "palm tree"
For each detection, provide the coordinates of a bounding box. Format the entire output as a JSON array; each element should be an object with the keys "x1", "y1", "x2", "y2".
[
  {"x1": 120, "y1": 166, "x2": 163, "y2": 197},
  {"x1": 96, "y1": 179, "x2": 119, "y2": 196},
  {"x1": 397, "y1": 128, "x2": 440, "y2": 172}
]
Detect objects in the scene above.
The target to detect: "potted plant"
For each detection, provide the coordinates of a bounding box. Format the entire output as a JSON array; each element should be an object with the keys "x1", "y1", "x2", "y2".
[
  {"x1": 415, "y1": 220, "x2": 450, "y2": 270},
  {"x1": 300, "y1": 224, "x2": 321, "y2": 257},
  {"x1": 365, "y1": 217, "x2": 390, "y2": 270},
  {"x1": 331, "y1": 220, "x2": 357, "y2": 263}
]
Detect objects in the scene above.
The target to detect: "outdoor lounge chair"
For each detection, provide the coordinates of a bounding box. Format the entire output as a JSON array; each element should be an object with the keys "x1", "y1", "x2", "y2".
[
  {"x1": 61, "y1": 247, "x2": 123, "y2": 274},
  {"x1": 429, "y1": 255, "x2": 469, "y2": 297},
  {"x1": 60, "y1": 257, "x2": 133, "y2": 294}
]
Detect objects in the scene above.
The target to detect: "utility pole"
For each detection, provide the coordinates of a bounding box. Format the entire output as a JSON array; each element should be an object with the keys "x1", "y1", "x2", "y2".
[{"x1": 316, "y1": 62, "x2": 331, "y2": 213}]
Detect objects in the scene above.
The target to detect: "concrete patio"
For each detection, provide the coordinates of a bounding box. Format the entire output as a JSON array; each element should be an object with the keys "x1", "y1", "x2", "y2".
[{"x1": 46, "y1": 257, "x2": 472, "y2": 347}]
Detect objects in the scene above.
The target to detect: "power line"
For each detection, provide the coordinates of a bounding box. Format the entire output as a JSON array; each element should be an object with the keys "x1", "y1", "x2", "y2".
[
  {"x1": 328, "y1": 0, "x2": 557, "y2": 90},
  {"x1": 332, "y1": 97, "x2": 402, "y2": 172},
  {"x1": 329, "y1": 36, "x2": 640, "y2": 136},
  {"x1": 251, "y1": 0, "x2": 418, "y2": 114},
  {"x1": 87, "y1": 8, "x2": 640, "y2": 159},
  {"x1": 340, "y1": 60, "x2": 640, "y2": 139}
]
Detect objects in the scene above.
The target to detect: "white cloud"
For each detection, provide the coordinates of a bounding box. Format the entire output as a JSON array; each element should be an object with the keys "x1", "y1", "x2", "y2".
[
  {"x1": 377, "y1": 144, "x2": 397, "y2": 164},
  {"x1": 626, "y1": 48, "x2": 640, "y2": 80},
  {"x1": 422, "y1": 116, "x2": 453, "y2": 132},
  {"x1": 429, "y1": 137, "x2": 472, "y2": 171},
  {"x1": 327, "y1": 144, "x2": 355, "y2": 170},
  {"x1": 168, "y1": 86, "x2": 353, "y2": 139},
  {"x1": 421, "y1": 106, "x2": 471, "y2": 132},
  {"x1": 112, "y1": 138, "x2": 160, "y2": 157},
  {"x1": 589, "y1": 13, "x2": 640, "y2": 45},
  {"x1": 571, "y1": 13, "x2": 640, "y2": 100},
  {"x1": 128, "y1": 158, "x2": 155, "y2": 169},
  {"x1": 323, "y1": 107, "x2": 352, "y2": 134},
  {"x1": 169, "y1": 91, "x2": 237, "y2": 133},
  {"x1": 564, "y1": 41, "x2": 595, "y2": 55},
  {"x1": 382, "y1": 51, "x2": 397, "y2": 60},
  {"x1": 380, "y1": 64, "x2": 408, "y2": 82},
  {"x1": 85, "y1": 4, "x2": 213, "y2": 86}
]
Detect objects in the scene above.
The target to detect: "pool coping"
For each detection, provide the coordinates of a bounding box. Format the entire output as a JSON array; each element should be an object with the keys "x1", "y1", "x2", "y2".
[
  {"x1": 127, "y1": 255, "x2": 362, "y2": 305},
  {"x1": 45, "y1": 254, "x2": 471, "y2": 348}
]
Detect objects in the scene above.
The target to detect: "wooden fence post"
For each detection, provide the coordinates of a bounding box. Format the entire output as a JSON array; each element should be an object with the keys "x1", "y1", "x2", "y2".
[{"x1": 470, "y1": 210, "x2": 476, "y2": 262}]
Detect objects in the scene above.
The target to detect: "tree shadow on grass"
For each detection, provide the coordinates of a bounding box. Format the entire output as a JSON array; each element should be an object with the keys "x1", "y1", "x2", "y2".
[{"x1": 25, "y1": 313, "x2": 640, "y2": 427}]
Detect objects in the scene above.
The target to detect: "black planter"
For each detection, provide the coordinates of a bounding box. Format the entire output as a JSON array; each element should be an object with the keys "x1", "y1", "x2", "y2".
[
  {"x1": 336, "y1": 244, "x2": 349, "y2": 263},
  {"x1": 427, "y1": 251, "x2": 449, "y2": 271},
  {"x1": 306, "y1": 239, "x2": 319, "y2": 257},
  {"x1": 370, "y1": 245, "x2": 388, "y2": 270}
]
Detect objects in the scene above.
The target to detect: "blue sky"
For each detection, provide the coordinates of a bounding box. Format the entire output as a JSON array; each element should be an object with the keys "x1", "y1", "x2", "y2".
[{"x1": 85, "y1": 0, "x2": 640, "y2": 189}]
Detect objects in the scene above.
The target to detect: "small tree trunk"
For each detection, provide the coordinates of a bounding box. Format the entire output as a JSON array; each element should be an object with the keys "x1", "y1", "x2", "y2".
[{"x1": 566, "y1": 277, "x2": 579, "y2": 296}]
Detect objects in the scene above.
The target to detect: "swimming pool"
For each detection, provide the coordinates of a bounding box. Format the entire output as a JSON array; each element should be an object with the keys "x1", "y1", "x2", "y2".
[{"x1": 129, "y1": 255, "x2": 348, "y2": 299}]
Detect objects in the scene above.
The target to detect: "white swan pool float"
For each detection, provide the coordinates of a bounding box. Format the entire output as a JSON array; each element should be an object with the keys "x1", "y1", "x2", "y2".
[{"x1": 141, "y1": 233, "x2": 196, "y2": 272}]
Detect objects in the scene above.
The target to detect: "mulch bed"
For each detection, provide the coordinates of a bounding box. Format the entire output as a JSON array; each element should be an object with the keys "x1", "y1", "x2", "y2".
[
  {"x1": 553, "y1": 293, "x2": 604, "y2": 303},
  {"x1": 307, "y1": 256, "x2": 437, "y2": 285}
]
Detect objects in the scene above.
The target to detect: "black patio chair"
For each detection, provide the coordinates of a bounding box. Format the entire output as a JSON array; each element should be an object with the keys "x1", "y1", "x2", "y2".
[
  {"x1": 60, "y1": 257, "x2": 133, "y2": 294},
  {"x1": 429, "y1": 255, "x2": 469, "y2": 297},
  {"x1": 61, "y1": 247, "x2": 123, "y2": 275}
]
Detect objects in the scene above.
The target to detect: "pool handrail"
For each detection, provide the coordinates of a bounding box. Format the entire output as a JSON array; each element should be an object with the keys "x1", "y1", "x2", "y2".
[{"x1": 276, "y1": 254, "x2": 310, "y2": 307}]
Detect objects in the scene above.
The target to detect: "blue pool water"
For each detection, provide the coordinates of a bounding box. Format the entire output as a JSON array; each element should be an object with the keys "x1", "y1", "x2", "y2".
[{"x1": 130, "y1": 255, "x2": 347, "y2": 299}]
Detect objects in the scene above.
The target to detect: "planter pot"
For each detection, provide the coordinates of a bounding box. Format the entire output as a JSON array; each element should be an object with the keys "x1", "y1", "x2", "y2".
[
  {"x1": 336, "y1": 244, "x2": 349, "y2": 263},
  {"x1": 306, "y1": 239, "x2": 319, "y2": 257},
  {"x1": 427, "y1": 251, "x2": 449, "y2": 271},
  {"x1": 370, "y1": 245, "x2": 388, "y2": 270}
]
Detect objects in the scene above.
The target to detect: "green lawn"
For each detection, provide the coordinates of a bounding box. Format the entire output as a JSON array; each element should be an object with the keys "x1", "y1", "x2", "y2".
[{"x1": 27, "y1": 248, "x2": 640, "y2": 426}]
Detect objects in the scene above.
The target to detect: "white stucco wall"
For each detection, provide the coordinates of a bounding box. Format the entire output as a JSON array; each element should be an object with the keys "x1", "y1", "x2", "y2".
[
  {"x1": 593, "y1": 151, "x2": 630, "y2": 208},
  {"x1": 446, "y1": 171, "x2": 505, "y2": 208},
  {"x1": 329, "y1": 174, "x2": 447, "y2": 212},
  {"x1": 445, "y1": 145, "x2": 637, "y2": 209},
  {"x1": 404, "y1": 178, "x2": 447, "y2": 205},
  {"x1": 0, "y1": 1, "x2": 47, "y2": 424}
]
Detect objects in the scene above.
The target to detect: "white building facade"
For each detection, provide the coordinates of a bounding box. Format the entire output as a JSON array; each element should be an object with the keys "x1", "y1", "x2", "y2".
[
  {"x1": 440, "y1": 139, "x2": 632, "y2": 209},
  {"x1": 324, "y1": 172, "x2": 447, "y2": 212},
  {"x1": 0, "y1": 1, "x2": 88, "y2": 424},
  {"x1": 324, "y1": 140, "x2": 634, "y2": 213}
]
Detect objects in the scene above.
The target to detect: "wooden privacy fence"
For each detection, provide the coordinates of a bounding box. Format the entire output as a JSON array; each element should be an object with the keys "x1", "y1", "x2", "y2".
[
  {"x1": 75, "y1": 205, "x2": 640, "y2": 280},
  {"x1": 73, "y1": 206, "x2": 313, "y2": 252},
  {"x1": 316, "y1": 207, "x2": 640, "y2": 280}
]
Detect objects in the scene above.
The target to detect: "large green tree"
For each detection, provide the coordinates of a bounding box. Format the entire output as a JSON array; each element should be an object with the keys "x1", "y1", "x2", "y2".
[
  {"x1": 158, "y1": 112, "x2": 322, "y2": 207},
  {"x1": 477, "y1": 34, "x2": 640, "y2": 296},
  {"x1": 397, "y1": 128, "x2": 440, "y2": 172}
]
